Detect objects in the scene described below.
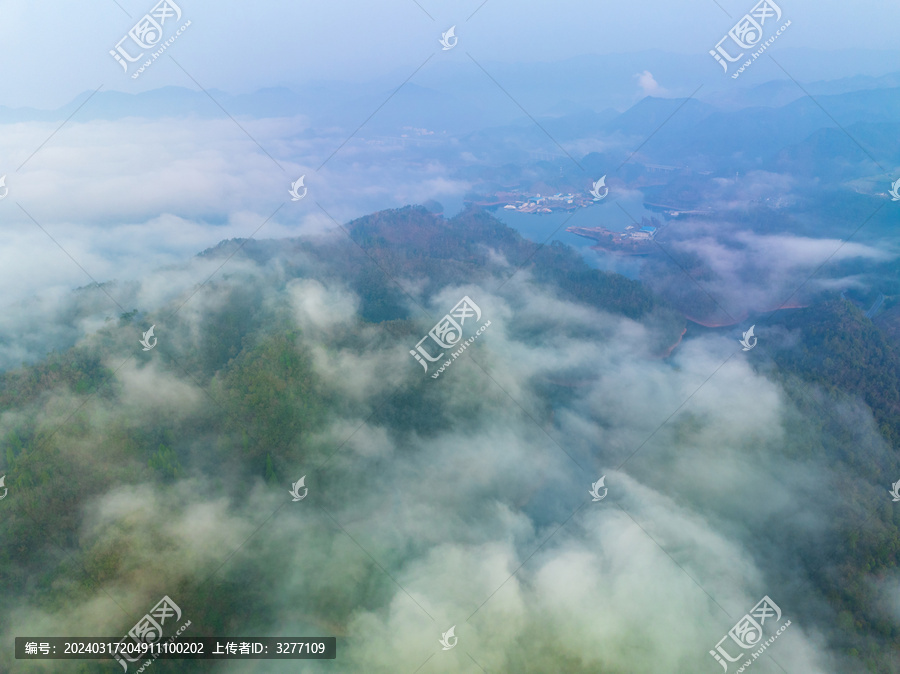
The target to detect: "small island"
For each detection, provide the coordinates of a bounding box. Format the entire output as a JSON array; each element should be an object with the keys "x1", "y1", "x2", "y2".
[{"x1": 566, "y1": 217, "x2": 661, "y2": 256}]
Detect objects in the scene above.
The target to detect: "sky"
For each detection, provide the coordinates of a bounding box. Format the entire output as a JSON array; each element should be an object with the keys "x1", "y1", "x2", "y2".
[{"x1": 0, "y1": 0, "x2": 898, "y2": 108}]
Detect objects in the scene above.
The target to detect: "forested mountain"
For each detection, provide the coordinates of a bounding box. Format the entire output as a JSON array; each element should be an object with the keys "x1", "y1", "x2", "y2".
[
  {"x1": 0, "y1": 208, "x2": 693, "y2": 673},
  {"x1": 3, "y1": 205, "x2": 900, "y2": 672},
  {"x1": 763, "y1": 299, "x2": 900, "y2": 667},
  {"x1": 771, "y1": 298, "x2": 900, "y2": 446}
]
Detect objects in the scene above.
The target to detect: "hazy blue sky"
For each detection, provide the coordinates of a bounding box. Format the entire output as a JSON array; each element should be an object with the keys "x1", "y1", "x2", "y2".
[{"x1": 1, "y1": 0, "x2": 897, "y2": 108}]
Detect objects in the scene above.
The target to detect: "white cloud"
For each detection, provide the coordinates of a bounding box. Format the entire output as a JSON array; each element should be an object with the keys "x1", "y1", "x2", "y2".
[{"x1": 636, "y1": 70, "x2": 669, "y2": 96}]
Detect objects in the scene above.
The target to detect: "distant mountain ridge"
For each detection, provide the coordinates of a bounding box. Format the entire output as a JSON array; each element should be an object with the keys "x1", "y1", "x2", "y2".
[{"x1": 4, "y1": 48, "x2": 898, "y2": 130}]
